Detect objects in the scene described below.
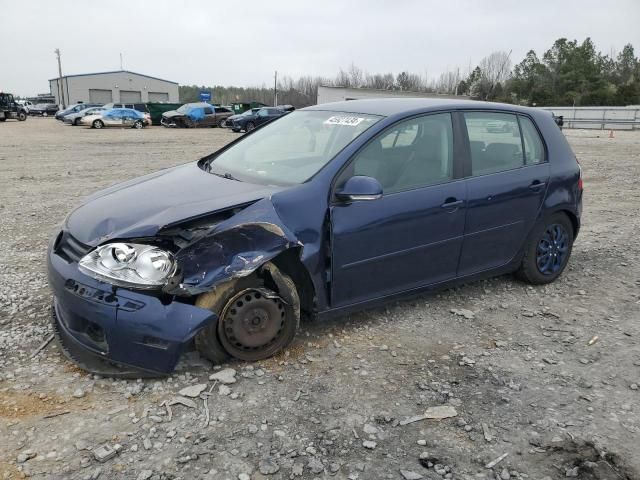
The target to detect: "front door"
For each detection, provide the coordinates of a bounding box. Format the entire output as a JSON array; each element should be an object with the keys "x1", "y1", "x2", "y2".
[
  {"x1": 458, "y1": 111, "x2": 550, "y2": 276},
  {"x1": 330, "y1": 112, "x2": 466, "y2": 307}
]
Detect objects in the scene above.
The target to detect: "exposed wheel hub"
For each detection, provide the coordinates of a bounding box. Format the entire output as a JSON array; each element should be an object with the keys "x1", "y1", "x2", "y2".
[{"x1": 221, "y1": 289, "x2": 286, "y2": 351}]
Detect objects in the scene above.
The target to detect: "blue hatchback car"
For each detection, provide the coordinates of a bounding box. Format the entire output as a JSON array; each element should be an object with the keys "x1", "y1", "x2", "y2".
[{"x1": 47, "y1": 98, "x2": 583, "y2": 376}]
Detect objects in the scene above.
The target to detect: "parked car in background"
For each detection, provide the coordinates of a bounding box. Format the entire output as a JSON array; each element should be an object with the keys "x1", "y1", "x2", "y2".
[
  {"x1": 102, "y1": 103, "x2": 149, "y2": 114},
  {"x1": 17, "y1": 100, "x2": 34, "y2": 112},
  {"x1": 227, "y1": 106, "x2": 289, "y2": 132},
  {"x1": 55, "y1": 103, "x2": 102, "y2": 120},
  {"x1": 29, "y1": 103, "x2": 60, "y2": 117},
  {"x1": 46, "y1": 98, "x2": 583, "y2": 375},
  {"x1": 63, "y1": 106, "x2": 108, "y2": 126},
  {"x1": 222, "y1": 107, "x2": 261, "y2": 129},
  {"x1": 161, "y1": 103, "x2": 232, "y2": 128},
  {"x1": 80, "y1": 108, "x2": 149, "y2": 129}
]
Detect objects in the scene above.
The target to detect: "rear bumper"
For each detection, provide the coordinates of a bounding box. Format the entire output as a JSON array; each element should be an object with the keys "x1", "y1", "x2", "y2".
[{"x1": 47, "y1": 234, "x2": 217, "y2": 375}]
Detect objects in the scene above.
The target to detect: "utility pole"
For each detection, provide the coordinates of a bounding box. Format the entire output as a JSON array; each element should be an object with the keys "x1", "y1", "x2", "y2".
[
  {"x1": 120, "y1": 53, "x2": 123, "y2": 70},
  {"x1": 274, "y1": 70, "x2": 278, "y2": 106},
  {"x1": 54, "y1": 48, "x2": 65, "y2": 108}
]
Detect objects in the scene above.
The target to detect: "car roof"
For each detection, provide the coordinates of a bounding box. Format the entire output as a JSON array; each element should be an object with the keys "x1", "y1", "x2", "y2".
[{"x1": 302, "y1": 98, "x2": 536, "y2": 117}]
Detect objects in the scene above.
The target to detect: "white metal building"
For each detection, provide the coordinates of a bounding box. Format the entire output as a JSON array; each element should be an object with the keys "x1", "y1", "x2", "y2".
[
  {"x1": 49, "y1": 70, "x2": 179, "y2": 106},
  {"x1": 317, "y1": 85, "x2": 468, "y2": 104}
]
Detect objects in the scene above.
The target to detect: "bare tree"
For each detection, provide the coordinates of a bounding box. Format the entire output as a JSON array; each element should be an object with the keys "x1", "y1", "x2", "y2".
[{"x1": 473, "y1": 51, "x2": 512, "y2": 99}]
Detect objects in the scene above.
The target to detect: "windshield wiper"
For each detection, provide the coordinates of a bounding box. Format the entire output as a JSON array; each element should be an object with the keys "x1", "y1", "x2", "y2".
[{"x1": 210, "y1": 170, "x2": 241, "y2": 182}]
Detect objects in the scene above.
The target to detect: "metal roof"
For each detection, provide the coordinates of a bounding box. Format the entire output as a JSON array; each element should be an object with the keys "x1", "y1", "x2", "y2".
[
  {"x1": 48, "y1": 70, "x2": 178, "y2": 85},
  {"x1": 304, "y1": 97, "x2": 537, "y2": 117}
]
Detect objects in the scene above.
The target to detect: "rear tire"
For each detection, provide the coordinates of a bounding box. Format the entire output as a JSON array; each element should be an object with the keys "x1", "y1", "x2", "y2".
[
  {"x1": 92, "y1": 120, "x2": 104, "y2": 129},
  {"x1": 217, "y1": 118, "x2": 226, "y2": 128},
  {"x1": 133, "y1": 120, "x2": 143, "y2": 129},
  {"x1": 246, "y1": 121, "x2": 255, "y2": 132},
  {"x1": 73, "y1": 118, "x2": 80, "y2": 126},
  {"x1": 516, "y1": 213, "x2": 574, "y2": 285}
]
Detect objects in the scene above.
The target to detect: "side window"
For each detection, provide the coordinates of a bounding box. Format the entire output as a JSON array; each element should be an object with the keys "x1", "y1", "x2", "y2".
[
  {"x1": 519, "y1": 116, "x2": 545, "y2": 165},
  {"x1": 257, "y1": 109, "x2": 268, "y2": 117},
  {"x1": 350, "y1": 113, "x2": 454, "y2": 194},
  {"x1": 204, "y1": 107, "x2": 213, "y2": 115},
  {"x1": 464, "y1": 112, "x2": 523, "y2": 176},
  {"x1": 379, "y1": 123, "x2": 419, "y2": 148}
]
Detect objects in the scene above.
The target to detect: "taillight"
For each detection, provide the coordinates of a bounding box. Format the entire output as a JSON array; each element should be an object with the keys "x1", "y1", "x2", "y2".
[{"x1": 576, "y1": 157, "x2": 583, "y2": 191}]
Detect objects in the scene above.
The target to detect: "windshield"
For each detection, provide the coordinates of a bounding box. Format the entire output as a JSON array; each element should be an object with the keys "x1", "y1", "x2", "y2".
[
  {"x1": 206, "y1": 110, "x2": 381, "y2": 185},
  {"x1": 177, "y1": 104, "x2": 195, "y2": 114}
]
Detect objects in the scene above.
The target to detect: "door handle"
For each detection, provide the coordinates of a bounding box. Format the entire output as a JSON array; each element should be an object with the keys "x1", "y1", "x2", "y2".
[
  {"x1": 529, "y1": 181, "x2": 546, "y2": 190},
  {"x1": 441, "y1": 199, "x2": 464, "y2": 208}
]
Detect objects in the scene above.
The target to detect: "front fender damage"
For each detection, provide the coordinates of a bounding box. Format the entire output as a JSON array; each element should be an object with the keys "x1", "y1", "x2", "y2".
[{"x1": 163, "y1": 199, "x2": 302, "y2": 297}]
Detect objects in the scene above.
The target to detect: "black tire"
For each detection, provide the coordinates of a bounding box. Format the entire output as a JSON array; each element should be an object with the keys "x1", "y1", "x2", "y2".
[
  {"x1": 194, "y1": 277, "x2": 257, "y2": 364},
  {"x1": 0, "y1": 118, "x2": 6, "y2": 122},
  {"x1": 195, "y1": 267, "x2": 299, "y2": 363},
  {"x1": 232, "y1": 128, "x2": 240, "y2": 133},
  {"x1": 516, "y1": 212, "x2": 574, "y2": 285},
  {"x1": 133, "y1": 120, "x2": 143, "y2": 129},
  {"x1": 73, "y1": 117, "x2": 80, "y2": 126},
  {"x1": 217, "y1": 118, "x2": 226, "y2": 128},
  {"x1": 246, "y1": 121, "x2": 255, "y2": 132},
  {"x1": 18, "y1": 111, "x2": 27, "y2": 121},
  {"x1": 92, "y1": 120, "x2": 104, "y2": 129}
]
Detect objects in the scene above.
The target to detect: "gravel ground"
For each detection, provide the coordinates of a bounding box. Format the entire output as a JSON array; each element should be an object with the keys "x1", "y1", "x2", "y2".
[{"x1": 0, "y1": 118, "x2": 639, "y2": 480}]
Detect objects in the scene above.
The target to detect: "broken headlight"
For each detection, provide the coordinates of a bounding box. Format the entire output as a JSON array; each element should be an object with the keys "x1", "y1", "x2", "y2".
[{"x1": 78, "y1": 243, "x2": 176, "y2": 288}]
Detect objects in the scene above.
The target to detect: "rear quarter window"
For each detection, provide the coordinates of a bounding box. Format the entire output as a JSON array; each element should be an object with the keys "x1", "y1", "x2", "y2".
[{"x1": 519, "y1": 116, "x2": 545, "y2": 165}]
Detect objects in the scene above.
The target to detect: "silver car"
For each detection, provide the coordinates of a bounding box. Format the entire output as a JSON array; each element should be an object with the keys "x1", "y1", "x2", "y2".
[
  {"x1": 80, "y1": 108, "x2": 150, "y2": 129},
  {"x1": 63, "y1": 107, "x2": 107, "y2": 126}
]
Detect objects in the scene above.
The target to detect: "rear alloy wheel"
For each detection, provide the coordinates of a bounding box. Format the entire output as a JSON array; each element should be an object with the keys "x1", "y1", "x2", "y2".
[
  {"x1": 516, "y1": 213, "x2": 574, "y2": 284},
  {"x1": 133, "y1": 120, "x2": 143, "y2": 129},
  {"x1": 246, "y1": 121, "x2": 255, "y2": 132},
  {"x1": 92, "y1": 120, "x2": 104, "y2": 129}
]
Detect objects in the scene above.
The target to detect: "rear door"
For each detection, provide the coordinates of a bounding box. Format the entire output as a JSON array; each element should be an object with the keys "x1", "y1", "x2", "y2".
[
  {"x1": 330, "y1": 112, "x2": 466, "y2": 306},
  {"x1": 458, "y1": 111, "x2": 549, "y2": 276},
  {"x1": 203, "y1": 106, "x2": 215, "y2": 126},
  {"x1": 103, "y1": 109, "x2": 122, "y2": 127}
]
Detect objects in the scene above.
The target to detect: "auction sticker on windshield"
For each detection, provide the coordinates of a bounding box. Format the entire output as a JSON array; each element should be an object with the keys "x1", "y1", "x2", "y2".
[{"x1": 324, "y1": 115, "x2": 367, "y2": 126}]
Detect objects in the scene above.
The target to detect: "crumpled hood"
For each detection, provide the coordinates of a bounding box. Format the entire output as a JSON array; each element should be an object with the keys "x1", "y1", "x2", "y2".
[
  {"x1": 162, "y1": 110, "x2": 183, "y2": 118},
  {"x1": 66, "y1": 162, "x2": 280, "y2": 246}
]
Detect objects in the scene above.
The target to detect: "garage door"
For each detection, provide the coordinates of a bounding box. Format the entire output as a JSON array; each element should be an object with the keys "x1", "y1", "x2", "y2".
[
  {"x1": 148, "y1": 92, "x2": 169, "y2": 102},
  {"x1": 120, "y1": 90, "x2": 142, "y2": 102},
  {"x1": 89, "y1": 89, "x2": 113, "y2": 103}
]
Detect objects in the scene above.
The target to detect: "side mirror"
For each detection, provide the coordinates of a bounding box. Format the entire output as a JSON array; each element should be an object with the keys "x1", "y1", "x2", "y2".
[{"x1": 335, "y1": 176, "x2": 383, "y2": 202}]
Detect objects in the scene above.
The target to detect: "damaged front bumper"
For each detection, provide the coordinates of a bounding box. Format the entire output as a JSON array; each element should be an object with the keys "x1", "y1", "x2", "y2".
[{"x1": 47, "y1": 234, "x2": 218, "y2": 376}]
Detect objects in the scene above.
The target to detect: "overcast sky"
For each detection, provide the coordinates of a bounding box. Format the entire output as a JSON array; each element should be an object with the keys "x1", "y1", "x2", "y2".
[{"x1": 2, "y1": 0, "x2": 639, "y2": 96}]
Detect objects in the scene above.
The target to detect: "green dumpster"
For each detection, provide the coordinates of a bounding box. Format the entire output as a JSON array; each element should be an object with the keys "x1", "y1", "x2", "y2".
[
  {"x1": 231, "y1": 102, "x2": 267, "y2": 115},
  {"x1": 147, "y1": 103, "x2": 183, "y2": 126}
]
